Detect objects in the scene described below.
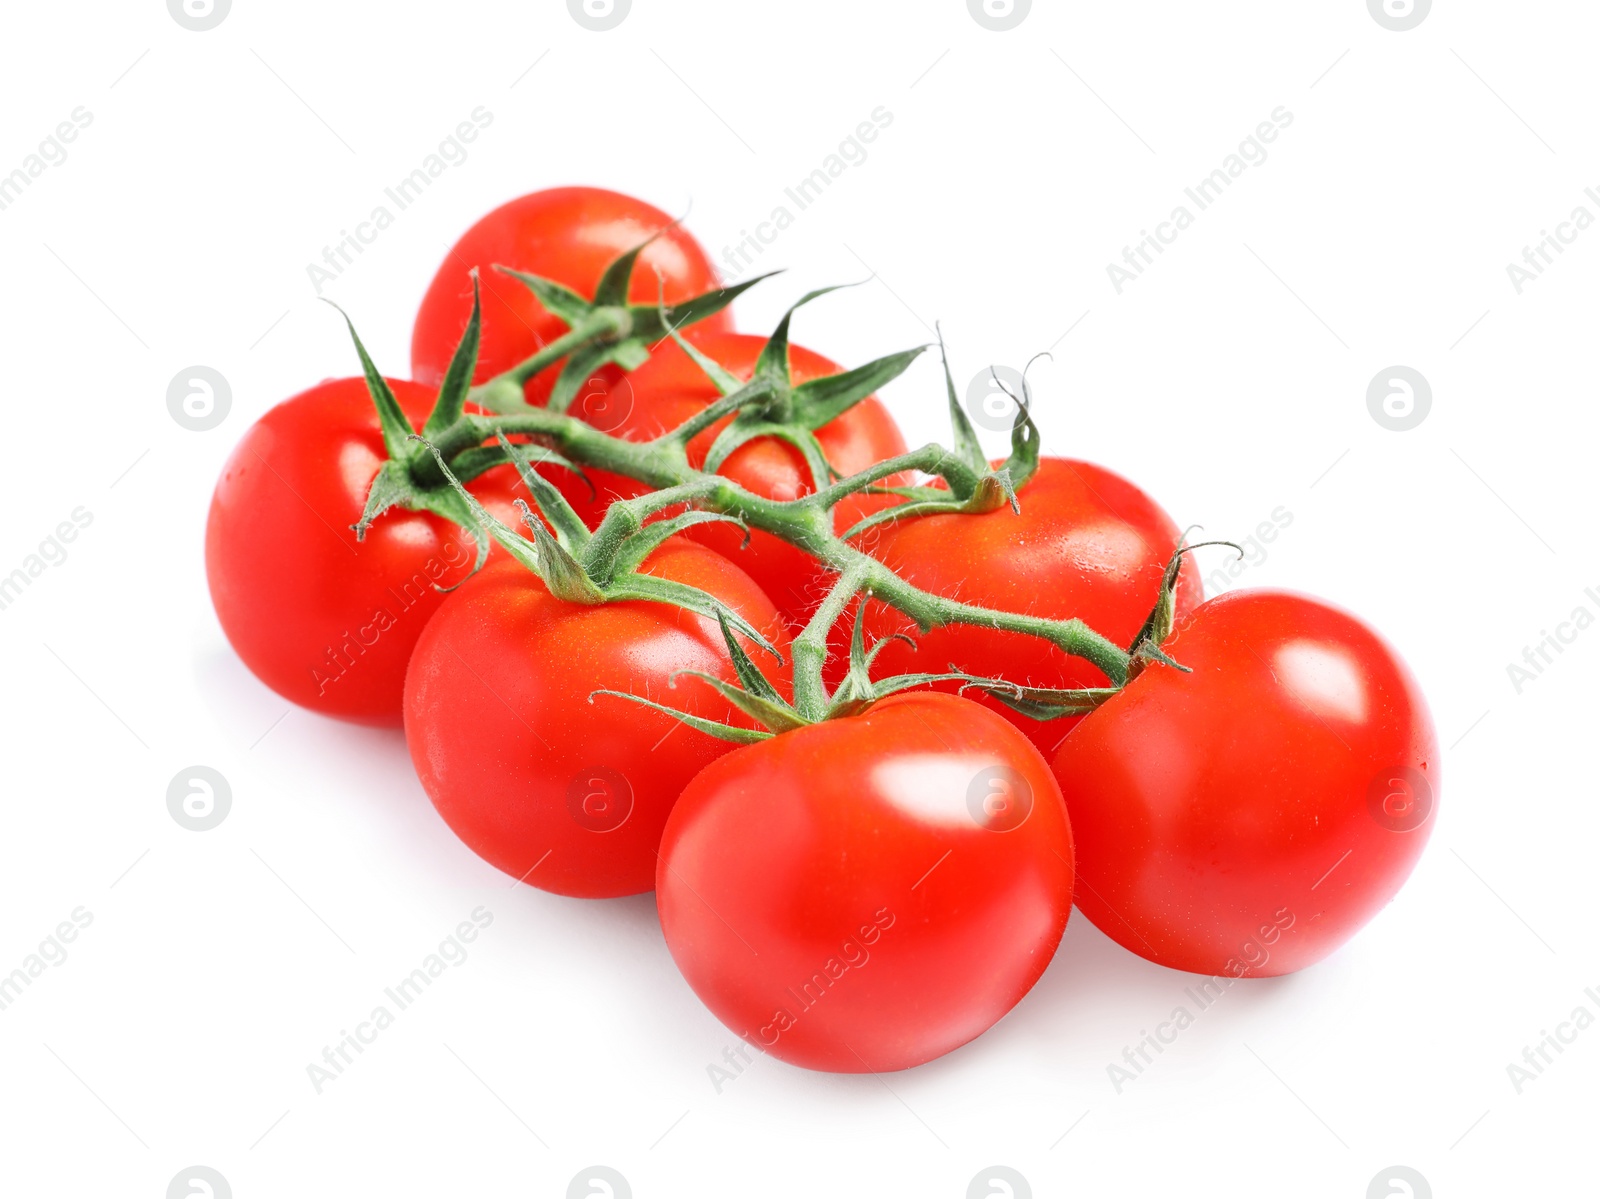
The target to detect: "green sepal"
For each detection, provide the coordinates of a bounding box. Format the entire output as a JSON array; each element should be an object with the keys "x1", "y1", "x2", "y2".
[
  {"x1": 417, "y1": 439, "x2": 783, "y2": 645},
  {"x1": 335, "y1": 305, "x2": 500, "y2": 572},
  {"x1": 971, "y1": 469, "x2": 1019, "y2": 514},
  {"x1": 937, "y1": 325, "x2": 988, "y2": 485},
  {"x1": 521, "y1": 504, "x2": 606, "y2": 604},
  {"x1": 755, "y1": 286, "x2": 851, "y2": 383},
  {"x1": 666, "y1": 285, "x2": 923, "y2": 491},
  {"x1": 671, "y1": 670, "x2": 812, "y2": 734},
  {"x1": 1127, "y1": 641, "x2": 1189, "y2": 678},
  {"x1": 546, "y1": 339, "x2": 619, "y2": 415},
  {"x1": 584, "y1": 604, "x2": 799, "y2": 747},
  {"x1": 824, "y1": 670, "x2": 1003, "y2": 720},
  {"x1": 613, "y1": 339, "x2": 651, "y2": 372},
  {"x1": 491, "y1": 256, "x2": 779, "y2": 412},
  {"x1": 421, "y1": 485, "x2": 493, "y2": 585},
  {"x1": 1125, "y1": 535, "x2": 1241, "y2": 675},
  {"x1": 791, "y1": 346, "x2": 927, "y2": 429},
  {"x1": 353, "y1": 458, "x2": 420, "y2": 539},
  {"x1": 651, "y1": 311, "x2": 779, "y2": 444},
  {"x1": 497, "y1": 267, "x2": 592, "y2": 327},
  {"x1": 495, "y1": 433, "x2": 591, "y2": 550},
  {"x1": 713, "y1": 609, "x2": 787, "y2": 703},
  {"x1": 608, "y1": 510, "x2": 751, "y2": 577},
  {"x1": 592, "y1": 233, "x2": 659, "y2": 308},
  {"x1": 661, "y1": 609, "x2": 805, "y2": 731},
  {"x1": 331, "y1": 301, "x2": 414, "y2": 463},
  {"x1": 537, "y1": 272, "x2": 779, "y2": 415},
  {"x1": 819, "y1": 600, "x2": 1012, "y2": 719},
  {"x1": 833, "y1": 340, "x2": 1034, "y2": 541},
  {"x1": 703, "y1": 420, "x2": 837, "y2": 493},
  {"x1": 658, "y1": 273, "x2": 782, "y2": 343},
  {"x1": 423, "y1": 274, "x2": 482, "y2": 439},
  {"x1": 855, "y1": 483, "x2": 950, "y2": 503},
  {"x1": 642, "y1": 272, "x2": 781, "y2": 344},
  {"x1": 351, "y1": 453, "x2": 494, "y2": 583},
  {"x1": 824, "y1": 599, "x2": 887, "y2": 712},
  {"x1": 602, "y1": 572, "x2": 779, "y2": 661},
  {"x1": 971, "y1": 681, "x2": 1122, "y2": 721},
  {"x1": 587, "y1": 690, "x2": 773, "y2": 745},
  {"x1": 656, "y1": 376, "x2": 775, "y2": 446},
  {"x1": 413, "y1": 438, "x2": 541, "y2": 575},
  {"x1": 1127, "y1": 551, "x2": 1183, "y2": 656},
  {"x1": 662, "y1": 319, "x2": 745, "y2": 397},
  {"x1": 444, "y1": 442, "x2": 586, "y2": 491},
  {"x1": 701, "y1": 420, "x2": 785, "y2": 471},
  {"x1": 836, "y1": 468, "x2": 1017, "y2": 542},
  {"x1": 1004, "y1": 395, "x2": 1042, "y2": 492}
]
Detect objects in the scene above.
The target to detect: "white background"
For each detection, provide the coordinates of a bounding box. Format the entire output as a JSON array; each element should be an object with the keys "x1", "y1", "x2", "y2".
[{"x1": 0, "y1": 2, "x2": 1594, "y2": 1196}]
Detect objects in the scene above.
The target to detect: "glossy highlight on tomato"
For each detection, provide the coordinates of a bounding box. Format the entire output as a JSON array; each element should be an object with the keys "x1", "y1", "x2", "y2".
[
  {"x1": 851, "y1": 457, "x2": 1201, "y2": 756},
  {"x1": 205, "y1": 377, "x2": 520, "y2": 725},
  {"x1": 411, "y1": 187, "x2": 732, "y2": 406},
  {"x1": 1051, "y1": 589, "x2": 1438, "y2": 977},
  {"x1": 404, "y1": 545, "x2": 791, "y2": 899},
  {"x1": 657, "y1": 692, "x2": 1073, "y2": 1072}
]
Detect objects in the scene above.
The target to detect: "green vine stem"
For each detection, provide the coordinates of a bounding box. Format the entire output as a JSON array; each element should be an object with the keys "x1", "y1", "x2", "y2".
[
  {"x1": 415, "y1": 400, "x2": 1132, "y2": 711},
  {"x1": 347, "y1": 258, "x2": 1137, "y2": 719}
]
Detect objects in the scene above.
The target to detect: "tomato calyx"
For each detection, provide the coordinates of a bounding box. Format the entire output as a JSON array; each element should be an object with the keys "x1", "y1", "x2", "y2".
[
  {"x1": 468, "y1": 229, "x2": 780, "y2": 415},
  {"x1": 340, "y1": 241, "x2": 783, "y2": 577},
  {"x1": 595, "y1": 599, "x2": 1051, "y2": 744},
  {"x1": 662, "y1": 287, "x2": 929, "y2": 493},
  {"x1": 1124, "y1": 534, "x2": 1244, "y2": 681},
  {"x1": 329, "y1": 289, "x2": 575, "y2": 579},
  {"x1": 416, "y1": 432, "x2": 782, "y2": 660},
  {"x1": 967, "y1": 681, "x2": 1125, "y2": 723},
  {"x1": 837, "y1": 333, "x2": 1043, "y2": 542}
]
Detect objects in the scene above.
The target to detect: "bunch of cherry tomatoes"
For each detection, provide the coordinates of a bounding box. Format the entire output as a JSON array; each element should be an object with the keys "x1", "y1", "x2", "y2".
[{"x1": 206, "y1": 187, "x2": 1438, "y2": 1074}]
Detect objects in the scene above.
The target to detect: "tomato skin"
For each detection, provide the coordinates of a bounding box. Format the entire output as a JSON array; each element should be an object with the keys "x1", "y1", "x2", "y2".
[
  {"x1": 1051, "y1": 589, "x2": 1438, "y2": 978},
  {"x1": 410, "y1": 187, "x2": 732, "y2": 406},
  {"x1": 657, "y1": 692, "x2": 1073, "y2": 1073},
  {"x1": 404, "y1": 545, "x2": 791, "y2": 899},
  {"x1": 571, "y1": 330, "x2": 909, "y2": 623},
  {"x1": 850, "y1": 457, "x2": 1201, "y2": 757},
  {"x1": 205, "y1": 378, "x2": 521, "y2": 726}
]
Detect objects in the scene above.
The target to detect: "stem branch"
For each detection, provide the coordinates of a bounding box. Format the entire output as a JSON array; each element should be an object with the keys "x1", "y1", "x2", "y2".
[{"x1": 423, "y1": 401, "x2": 1133, "y2": 685}]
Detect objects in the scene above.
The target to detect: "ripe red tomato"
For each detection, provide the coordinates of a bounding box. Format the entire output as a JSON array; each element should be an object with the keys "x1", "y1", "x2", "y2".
[
  {"x1": 410, "y1": 187, "x2": 732, "y2": 406},
  {"x1": 657, "y1": 692, "x2": 1073, "y2": 1072},
  {"x1": 1052, "y1": 589, "x2": 1438, "y2": 977},
  {"x1": 569, "y1": 330, "x2": 909, "y2": 623},
  {"x1": 206, "y1": 377, "x2": 521, "y2": 726},
  {"x1": 404, "y1": 546, "x2": 792, "y2": 900},
  {"x1": 849, "y1": 457, "x2": 1201, "y2": 757}
]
